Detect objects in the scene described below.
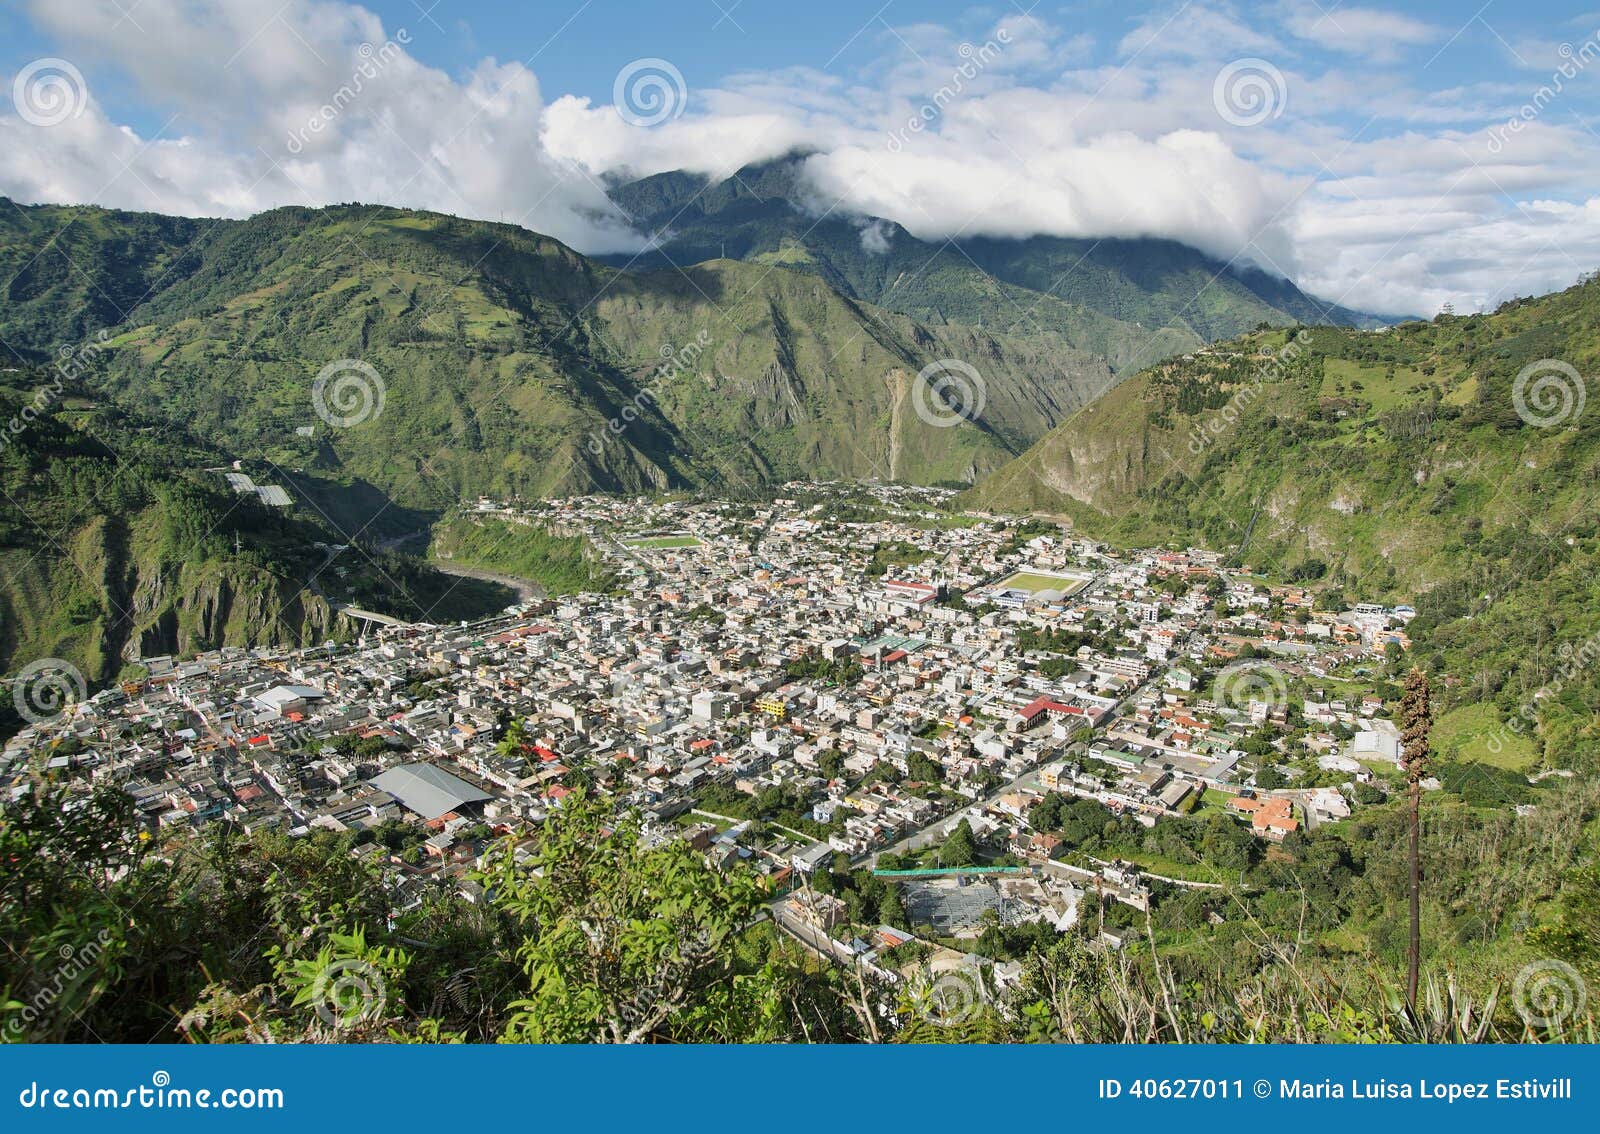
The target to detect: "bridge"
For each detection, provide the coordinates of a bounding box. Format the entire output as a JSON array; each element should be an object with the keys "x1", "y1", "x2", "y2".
[{"x1": 333, "y1": 604, "x2": 411, "y2": 628}]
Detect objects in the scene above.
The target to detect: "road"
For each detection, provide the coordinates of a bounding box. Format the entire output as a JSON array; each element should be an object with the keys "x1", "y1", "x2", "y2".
[
  {"x1": 593, "y1": 530, "x2": 657, "y2": 586},
  {"x1": 862, "y1": 674, "x2": 1151, "y2": 868},
  {"x1": 865, "y1": 766, "x2": 1044, "y2": 867}
]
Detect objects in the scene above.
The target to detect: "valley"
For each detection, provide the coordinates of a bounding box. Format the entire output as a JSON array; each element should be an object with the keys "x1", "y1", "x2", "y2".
[{"x1": 2, "y1": 188, "x2": 1595, "y2": 1052}]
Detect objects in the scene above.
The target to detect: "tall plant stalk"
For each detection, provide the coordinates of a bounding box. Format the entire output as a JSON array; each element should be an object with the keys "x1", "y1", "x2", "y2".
[{"x1": 1399, "y1": 666, "x2": 1433, "y2": 1011}]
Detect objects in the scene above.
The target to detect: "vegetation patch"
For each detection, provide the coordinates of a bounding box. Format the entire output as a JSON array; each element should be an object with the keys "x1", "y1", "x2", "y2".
[
  {"x1": 432, "y1": 515, "x2": 617, "y2": 595},
  {"x1": 624, "y1": 534, "x2": 702, "y2": 549},
  {"x1": 1434, "y1": 703, "x2": 1537, "y2": 771}
]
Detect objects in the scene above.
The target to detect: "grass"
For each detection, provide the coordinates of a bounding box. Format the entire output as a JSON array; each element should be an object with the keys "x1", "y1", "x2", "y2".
[
  {"x1": 1108, "y1": 851, "x2": 1223, "y2": 884},
  {"x1": 1434, "y1": 702, "x2": 1538, "y2": 771},
  {"x1": 624, "y1": 535, "x2": 702, "y2": 549},
  {"x1": 1319, "y1": 358, "x2": 1428, "y2": 411},
  {"x1": 431, "y1": 516, "x2": 617, "y2": 595},
  {"x1": 994, "y1": 570, "x2": 1089, "y2": 596}
]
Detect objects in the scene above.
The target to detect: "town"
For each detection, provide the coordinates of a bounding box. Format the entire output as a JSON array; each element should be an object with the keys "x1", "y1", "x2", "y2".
[{"x1": 4, "y1": 484, "x2": 1421, "y2": 990}]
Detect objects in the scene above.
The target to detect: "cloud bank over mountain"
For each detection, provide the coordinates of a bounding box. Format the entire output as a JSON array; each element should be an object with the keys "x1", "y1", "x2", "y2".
[{"x1": 4, "y1": 0, "x2": 1599, "y2": 316}]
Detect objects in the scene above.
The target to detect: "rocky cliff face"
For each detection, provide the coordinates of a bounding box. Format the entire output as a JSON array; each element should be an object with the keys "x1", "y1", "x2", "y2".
[
  {"x1": 123, "y1": 563, "x2": 353, "y2": 662},
  {"x1": 965, "y1": 371, "x2": 1181, "y2": 514},
  {"x1": 1, "y1": 500, "x2": 356, "y2": 686}
]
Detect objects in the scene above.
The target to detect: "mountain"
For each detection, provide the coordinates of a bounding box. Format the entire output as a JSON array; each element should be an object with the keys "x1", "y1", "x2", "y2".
[
  {"x1": 605, "y1": 156, "x2": 1388, "y2": 348},
  {"x1": 0, "y1": 204, "x2": 207, "y2": 358},
  {"x1": 0, "y1": 364, "x2": 511, "y2": 706},
  {"x1": 967, "y1": 274, "x2": 1600, "y2": 764},
  {"x1": 0, "y1": 198, "x2": 1116, "y2": 504}
]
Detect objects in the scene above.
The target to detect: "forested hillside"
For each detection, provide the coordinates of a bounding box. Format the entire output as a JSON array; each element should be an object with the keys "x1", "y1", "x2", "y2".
[
  {"x1": 969, "y1": 275, "x2": 1600, "y2": 769},
  {"x1": 0, "y1": 366, "x2": 507, "y2": 716},
  {"x1": 0, "y1": 199, "x2": 1121, "y2": 503},
  {"x1": 5, "y1": 780, "x2": 1595, "y2": 1044}
]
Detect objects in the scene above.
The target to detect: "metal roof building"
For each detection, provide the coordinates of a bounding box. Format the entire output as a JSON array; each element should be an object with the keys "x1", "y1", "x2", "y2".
[{"x1": 369, "y1": 763, "x2": 491, "y2": 819}]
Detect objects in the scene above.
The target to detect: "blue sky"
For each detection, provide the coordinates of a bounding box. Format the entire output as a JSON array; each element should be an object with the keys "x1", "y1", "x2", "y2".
[
  {"x1": 5, "y1": 2, "x2": 1583, "y2": 138},
  {"x1": 4, "y1": 0, "x2": 1599, "y2": 315}
]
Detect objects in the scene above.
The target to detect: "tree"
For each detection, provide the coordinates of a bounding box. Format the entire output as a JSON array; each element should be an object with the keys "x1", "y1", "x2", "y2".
[
  {"x1": 1530, "y1": 862, "x2": 1600, "y2": 980},
  {"x1": 1029, "y1": 793, "x2": 1066, "y2": 833},
  {"x1": 481, "y1": 791, "x2": 781, "y2": 1043},
  {"x1": 879, "y1": 885, "x2": 908, "y2": 928},
  {"x1": 907, "y1": 752, "x2": 943, "y2": 784},
  {"x1": 1254, "y1": 763, "x2": 1288, "y2": 790},
  {"x1": 495, "y1": 717, "x2": 528, "y2": 758},
  {"x1": 0, "y1": 778, "x2": 399, "y2": 1042},
  {"x1": 941, "y1": 819, "x2": 979, "y2": 867},
  {"x1": 1354, "y1": 782, "x2": 1386, "y2": 805},
  {"x1": 1398, "y1": 665, "x2": 1433, "y2": 1011}
]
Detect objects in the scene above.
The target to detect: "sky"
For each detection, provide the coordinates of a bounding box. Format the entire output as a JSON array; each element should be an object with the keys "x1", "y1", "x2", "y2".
[{"x1": 2, "y1": 0, "x2": 1599, "y2": 317}]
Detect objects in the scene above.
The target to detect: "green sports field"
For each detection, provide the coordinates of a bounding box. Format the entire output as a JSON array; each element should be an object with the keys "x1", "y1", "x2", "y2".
[
  {"x1": 993, "y1": 570, "x2": 1089, "y2": 596},
  {"x1": 624, "y1": 535, "x2": 702, "y2": 550}
]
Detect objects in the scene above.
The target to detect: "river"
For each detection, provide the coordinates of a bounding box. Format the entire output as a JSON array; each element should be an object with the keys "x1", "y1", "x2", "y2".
[{"x1": 428, "y1": 559, "x2": 544, "y2": 604}]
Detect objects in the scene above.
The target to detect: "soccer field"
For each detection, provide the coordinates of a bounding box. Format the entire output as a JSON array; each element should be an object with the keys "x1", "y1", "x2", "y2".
[
  {"x1": 624, "y1": 535, "x2": 702, "y2": 549},
  {"x1": 994, "y1": 570, "x2": 1089, "y2": 596}
]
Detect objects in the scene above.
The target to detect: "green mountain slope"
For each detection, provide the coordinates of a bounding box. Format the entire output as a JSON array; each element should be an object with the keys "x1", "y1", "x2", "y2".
[
  {"x1": 0, "y1": 201, "x2": 206, "y2": 357},
  {"x1": 968, "y1": 276, "x2": 1600, "y2": 765},
  {"x1": 0, "y1": 200, "x2": 1108, "y2": 501},
  {"x1": 0, "y1": 366, "x2": 509, "y2": 705},
  {"x1": 605, "y1": 157, "x2": 1386, "y2": 348}
]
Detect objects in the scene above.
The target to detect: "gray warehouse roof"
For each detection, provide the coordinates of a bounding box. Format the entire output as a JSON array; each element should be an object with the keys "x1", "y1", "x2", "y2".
[{"x1": 369, "y1": 763, "x2": 491, "y2": 819}]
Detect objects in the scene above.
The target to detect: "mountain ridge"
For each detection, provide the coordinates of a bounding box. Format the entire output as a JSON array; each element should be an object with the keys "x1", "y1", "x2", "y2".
[
  {"x1": 0, "y1": 364, "x2": 514, "y2": 701},
  {"x1": 604, "y1": 157, "x2": 1390, "y2": 343},
  {"x1": 0, "y1": 198, "x2": 1131, "y2": 504}
]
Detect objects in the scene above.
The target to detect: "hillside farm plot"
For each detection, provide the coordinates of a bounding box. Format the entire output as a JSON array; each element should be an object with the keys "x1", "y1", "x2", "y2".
[{"x1": 624, "y1": 534, "x2": 703, "y2": 550}]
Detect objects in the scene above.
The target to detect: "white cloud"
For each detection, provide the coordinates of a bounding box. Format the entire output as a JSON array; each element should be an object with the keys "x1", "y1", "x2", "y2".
[
  {"x1": 1281, "y1": 2, "x2": 1437, "y2": 60},
  {"x1": 2, "y1": 0, "x2": 639, "y2": 251},
  {"x1": 856, "y1": 218, "x2": 893, "y2": 254},
  {"x1": 1117, "y1": 2, "x2": 1282, "y2": 60},
  {"x1": 2, "y1": 0, "x2": 1597, "y2": 318}
]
